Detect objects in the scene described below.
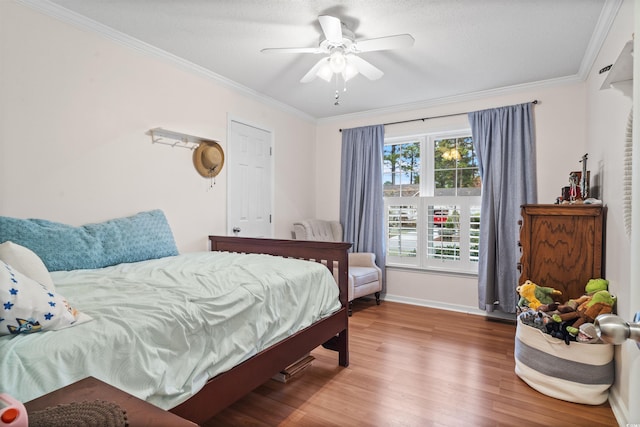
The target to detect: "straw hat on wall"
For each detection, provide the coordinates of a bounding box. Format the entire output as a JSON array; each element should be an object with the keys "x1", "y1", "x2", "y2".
[{"x1": 193, "y1": 141, "x2": 224, "y2": 177}]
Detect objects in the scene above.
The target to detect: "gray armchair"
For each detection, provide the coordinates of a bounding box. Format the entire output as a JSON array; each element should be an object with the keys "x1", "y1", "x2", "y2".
[{"x1": 293, "y1": 219, "x2": 382, "y2": 314}]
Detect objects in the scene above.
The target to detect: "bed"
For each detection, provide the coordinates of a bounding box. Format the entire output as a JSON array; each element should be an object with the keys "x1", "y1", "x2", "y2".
[
  {"x1": 0, "y1": 211, "x2": 350, "y2": 425},
  {"x1": 172, "y1": 235, "x2": 350, "y2": 423}
]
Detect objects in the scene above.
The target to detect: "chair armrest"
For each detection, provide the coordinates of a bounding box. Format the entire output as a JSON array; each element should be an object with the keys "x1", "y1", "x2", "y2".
[
  {"x1": 292, "y1": 223, "x2": 307, "y2": 240},
  {"x1": 348, "y1": 252, "x2": 383, "y2": 286},
  {"x1": 348, "y1": 252, "x2": 378, "y2": 268}
]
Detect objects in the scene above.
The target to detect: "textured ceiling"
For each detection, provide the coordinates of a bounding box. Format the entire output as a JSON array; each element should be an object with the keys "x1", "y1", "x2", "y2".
[{"x1": 39, "y1": 0, "x2": 617, "y2": 120}]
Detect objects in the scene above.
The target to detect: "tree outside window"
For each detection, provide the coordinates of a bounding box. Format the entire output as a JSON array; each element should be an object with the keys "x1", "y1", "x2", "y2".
[
  {"x1": 434, "y1": 136, "x2": 480, "y2": 196},
  {"x1": 384, "y1": 142, "x2": 420, "y2": 197}
]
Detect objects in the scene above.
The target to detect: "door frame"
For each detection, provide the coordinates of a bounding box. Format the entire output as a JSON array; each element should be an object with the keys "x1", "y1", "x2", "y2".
[{"x1": 226, "y1": 114, "x2": 275, "y2": 238}]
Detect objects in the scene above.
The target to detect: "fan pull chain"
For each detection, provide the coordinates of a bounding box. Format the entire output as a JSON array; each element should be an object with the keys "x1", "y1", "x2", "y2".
[{"x1": 334, "y1": 74, "x2": 340, "y2": 105}]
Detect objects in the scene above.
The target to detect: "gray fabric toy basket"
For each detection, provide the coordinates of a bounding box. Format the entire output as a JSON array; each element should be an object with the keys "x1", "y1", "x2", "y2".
[{"x1": 514, "y1": 318, "x2": 614, "y2": 405}]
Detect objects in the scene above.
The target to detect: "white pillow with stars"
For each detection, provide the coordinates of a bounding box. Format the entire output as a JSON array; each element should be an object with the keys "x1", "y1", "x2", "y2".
[{"x1": 0, "y1": 260, "x2": 90, "y2": 336}]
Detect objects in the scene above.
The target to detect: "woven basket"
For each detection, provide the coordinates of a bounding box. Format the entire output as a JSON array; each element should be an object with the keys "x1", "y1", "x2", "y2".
[
  {"x1": 514, "y1": 318, "x2": 614, "y2": 405},
  {"x1": 29, "y1": 400, "x2": 127, "y2": 427}
]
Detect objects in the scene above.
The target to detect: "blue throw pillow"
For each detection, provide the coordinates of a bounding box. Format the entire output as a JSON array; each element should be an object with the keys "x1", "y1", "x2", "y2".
[{"x1": 0, "y1": 210, "x2": 178, "y2": 271}]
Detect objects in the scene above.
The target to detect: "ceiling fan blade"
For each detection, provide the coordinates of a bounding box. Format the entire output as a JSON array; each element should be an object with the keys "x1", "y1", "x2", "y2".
[
  {"x1": 348, "y1": 55, "x2": 384, "y2": 80},
  {"x1": 318, "y1": 15, "x2": 343, "y2": 44},
  {"x1": 261, "y1": 47, "x2": 323, "y2": 54},
  {"x1": 300, "y1": 57, "x2": 330, "y2": 83},
  {"x1": 354, "y1": 34, "x2": 415, "y2": 52}
]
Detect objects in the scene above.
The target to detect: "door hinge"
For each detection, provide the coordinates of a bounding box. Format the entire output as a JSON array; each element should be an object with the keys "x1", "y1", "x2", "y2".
[
  {"x1": 270, "y1": 214, "x2": 272, "y2": 223},
  {"x1": 270, "y1": 146, "x2": 272, "y2": 156}
]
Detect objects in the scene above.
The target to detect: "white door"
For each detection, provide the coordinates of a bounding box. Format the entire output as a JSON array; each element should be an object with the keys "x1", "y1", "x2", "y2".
[{"x1": 227, "y1": 119, "x2": 272, "y2": 237}]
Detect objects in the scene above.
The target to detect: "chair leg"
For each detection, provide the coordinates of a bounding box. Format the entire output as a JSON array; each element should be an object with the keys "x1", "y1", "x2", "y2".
[
  {"x1": 348, "y1": 301, "x2": 353, "y2": 316},
  {"x1": 375, "y1": 292, "x2": 381, "y2": 305}
]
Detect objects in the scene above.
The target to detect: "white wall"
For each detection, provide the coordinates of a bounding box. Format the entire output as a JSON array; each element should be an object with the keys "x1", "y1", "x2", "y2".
[
  {"x1": 585, "y1": 0, "x2": 637, "y2": 423},
  {"x1": 631, "y1": 1, "x2": 640, "y2": 421},
  {"x1": 315, "y1": 83, "x2": 587, "y2": 312},
  {"x1": 0, "y1": 1, "x2": 318, "y2": 252}
]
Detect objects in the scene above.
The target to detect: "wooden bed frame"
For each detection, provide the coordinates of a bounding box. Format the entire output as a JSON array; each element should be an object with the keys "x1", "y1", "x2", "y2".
[{"x1": 169, "y1": 235, "x2": 351, "y2": 424}]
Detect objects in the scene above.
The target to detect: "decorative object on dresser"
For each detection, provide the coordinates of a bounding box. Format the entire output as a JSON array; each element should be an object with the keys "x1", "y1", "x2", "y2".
[
  {"x1": 559, "y1": 153, "x2": 591, "y2": 204},
  {"x1": 517, "y1": 204, "x2": 605, "y2": 301}
]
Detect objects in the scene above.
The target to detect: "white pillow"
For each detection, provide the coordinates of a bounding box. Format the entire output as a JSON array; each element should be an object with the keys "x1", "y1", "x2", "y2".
[
  {"x1": 0, "y1": 261, "x2": 89, "y2": 336},
  {"x1": 0, "y1": 241, "x2": 55, "y2": 291}
]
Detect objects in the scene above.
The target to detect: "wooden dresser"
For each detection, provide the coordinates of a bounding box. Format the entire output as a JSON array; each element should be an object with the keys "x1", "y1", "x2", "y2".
[{"x1": 517, "y1": 204, "x2": 605, "y2": 300}]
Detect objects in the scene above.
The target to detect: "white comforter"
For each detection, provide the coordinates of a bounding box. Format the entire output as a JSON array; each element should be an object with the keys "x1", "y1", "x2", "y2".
[{"x1": 0, "y1": 251, "x2": 340, "y2": 409}]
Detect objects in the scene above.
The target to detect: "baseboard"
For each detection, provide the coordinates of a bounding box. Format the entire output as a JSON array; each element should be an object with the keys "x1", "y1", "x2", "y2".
[
  {"x1": 382, "y1": 294, "x2": 489, "y2": 317},
  {"x1": 608, "y1": 385, "x2": 628, "y2": 427}
]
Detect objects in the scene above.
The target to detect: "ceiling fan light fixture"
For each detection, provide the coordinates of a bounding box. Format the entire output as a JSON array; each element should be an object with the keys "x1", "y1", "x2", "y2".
[
  {"x1": 343, "y1": 59, "x2": 359, "y2": 81},
  {"x1": 329, "y1": 50, "x2": 346, "y2": 73},
  {"x1": 316, "y1": 61, "x2": 333, "y2": 82},
  {"x1": 264, "y1": 14, "x2": 413, "y2": 101}
]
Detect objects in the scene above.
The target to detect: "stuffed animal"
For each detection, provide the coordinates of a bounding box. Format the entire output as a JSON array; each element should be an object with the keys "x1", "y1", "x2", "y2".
[
  {"x1": 576, "y1": 323, "x2": 600, "y2": 343},
  {"x1": 547, "y1": 278, "x2": 612, "y2": 320},
  {"x1": 516, "y1": 280, "x2": 563, "y2": 311},
  {"x1": 537, "y1": 302, "x2": 559, "y2": 312},
  {"x1": 557, "y1": 290, "x2": 616, "y2": 325},
  {"x1": 545, "y1": 316, "x2": 578, "y2": 344},
  {"x1": 518, "y1": 309, "x2": 547, "y2": 332},
  {"x1": 585, "y1": 278, "x2": 609, "y2": 294},
  {"x1": 572, "y1": 289, "x2": 616, "y2": 327}
]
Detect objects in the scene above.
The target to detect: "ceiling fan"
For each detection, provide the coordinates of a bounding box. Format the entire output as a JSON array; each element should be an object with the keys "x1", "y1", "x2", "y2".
[{"x1": 261, "y1": 15, "x2": 414, "y2": 84}]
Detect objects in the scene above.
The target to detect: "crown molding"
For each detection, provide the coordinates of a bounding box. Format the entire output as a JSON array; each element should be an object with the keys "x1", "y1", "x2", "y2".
[
  {"x1": 16, "y1": 0, "x2": 622, "y2": 126},
  {"x1": 15, "y1": 0, "x2": 316, "y2": 124},
  {"x1": 577, "y1": 0, "x2": 624, "y2": 80},
  {"x1": 316, "y1": 74, "x2": 584, "y2": 125}
]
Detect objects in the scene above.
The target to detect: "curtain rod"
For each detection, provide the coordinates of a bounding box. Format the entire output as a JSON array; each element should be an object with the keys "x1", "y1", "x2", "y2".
[{"x1": 338, "y1": 100, "x2": 538, "y2": 132}]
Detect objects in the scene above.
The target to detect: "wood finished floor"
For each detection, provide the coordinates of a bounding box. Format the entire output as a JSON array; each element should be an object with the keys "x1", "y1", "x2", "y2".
[{"x1": 204, "y1": 300, "x2": 618, "y2": 427}]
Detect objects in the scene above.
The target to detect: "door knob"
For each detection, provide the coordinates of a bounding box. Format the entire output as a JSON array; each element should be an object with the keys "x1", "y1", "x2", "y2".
[{"x1": 594, "y1": 312, "x2": 640, "y2": 349}]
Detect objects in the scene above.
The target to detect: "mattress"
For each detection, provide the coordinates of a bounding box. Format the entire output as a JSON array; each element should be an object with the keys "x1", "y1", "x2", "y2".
[{"x1": 0, "y1": 251, "x2": 340, "y2": 409}]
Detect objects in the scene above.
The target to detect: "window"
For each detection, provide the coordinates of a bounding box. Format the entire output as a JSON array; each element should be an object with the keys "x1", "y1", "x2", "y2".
[{"x1": 383, "y1": 131, "x2": 481, "y2": 273}]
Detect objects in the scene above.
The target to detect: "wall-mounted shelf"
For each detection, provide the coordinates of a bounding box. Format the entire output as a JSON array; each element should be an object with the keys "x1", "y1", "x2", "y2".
[
  {"x1": 149, "y1": 127, "x2": 219, "y2": 150},
  {"x1": 600, "y1": 39, "x2": 633, "y2": 98}
]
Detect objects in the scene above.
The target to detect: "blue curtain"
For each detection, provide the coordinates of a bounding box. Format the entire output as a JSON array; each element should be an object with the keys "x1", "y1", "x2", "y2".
[
  {"x1": 339, "y1": 124, "x2": 386, "y2": 289},
  {"x1": 468, "y1": 102, "x2": 537, "y2": 313}
]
